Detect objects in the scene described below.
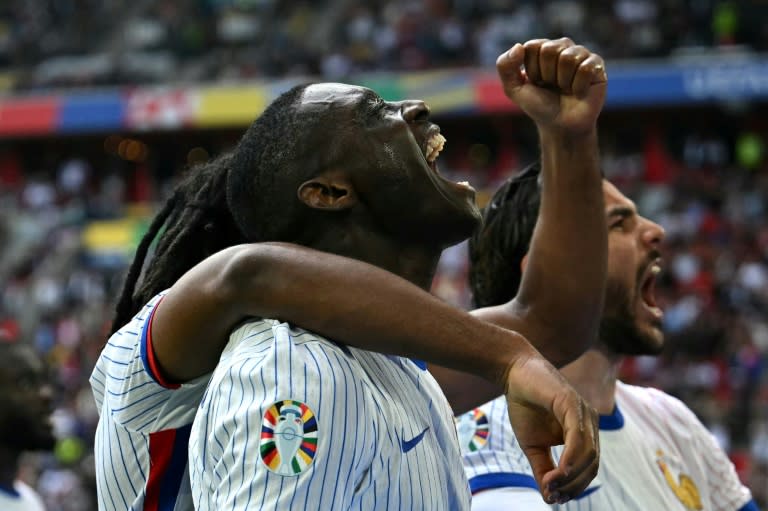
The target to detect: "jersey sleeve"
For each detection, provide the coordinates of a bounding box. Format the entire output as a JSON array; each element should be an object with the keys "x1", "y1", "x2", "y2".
[
  {"x1": 189, "y1": 322, "x2": 377, "y2": 511},
  {"x1": 472, "y1": 487, "x2": 550, "y2": 511},
  {"x1": 458, "y1": 397, "x2": 540, "y2": 495},
  {"x1": 651, "y1": 389, "x2": 754, "y2": 511},
  {"x1": 89, "y1": 292, "x2": 210, "y2": 433}
]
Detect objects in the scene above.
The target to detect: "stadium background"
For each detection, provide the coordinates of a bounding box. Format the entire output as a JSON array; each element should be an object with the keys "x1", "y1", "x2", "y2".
[{"x1": 1, "y1": 0, "x2": 768, "y2": 508}]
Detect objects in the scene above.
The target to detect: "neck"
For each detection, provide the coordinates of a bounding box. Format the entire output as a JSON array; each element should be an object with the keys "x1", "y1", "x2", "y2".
[
  {"x1": 339, "y1": 241, "x2": 440, "y2": 290},
  {"x1": 0, "y1": 445, "x2": 19, "y2": 488},
  {"x1": 559, "y1": 344, "x2": 622, "y2": 415},
  {"x1": 307, "y1": 226, "x2": 442, "y2": 291}
]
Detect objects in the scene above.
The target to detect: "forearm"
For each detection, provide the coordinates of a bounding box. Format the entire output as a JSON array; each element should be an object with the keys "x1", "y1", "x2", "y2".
[
  {"x1": 233, "y1": 243, "x2": 537, "y2": 385},
  {"x1": 515, "y1": 128, "x2": 606, "y2": 365},
  {"x1": 153, "y1": 242, "x2": 538, "y2": 384}
]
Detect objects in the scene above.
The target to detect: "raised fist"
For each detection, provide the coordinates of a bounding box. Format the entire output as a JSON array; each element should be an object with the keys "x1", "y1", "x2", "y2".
[{"x1": 497, "y1": 38, "x2": 607, "y2": 135}]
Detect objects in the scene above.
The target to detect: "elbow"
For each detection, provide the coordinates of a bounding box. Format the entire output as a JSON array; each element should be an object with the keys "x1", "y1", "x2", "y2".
[
  {"x1": 519, "y1": 298, "x2": 602, "y2": 369},
  {"x1": 213, "y1": 243, "x2": 290, "y2": 316},
  {"x1": 549, "y1": 305, "x2": 602, "y2": 368}
]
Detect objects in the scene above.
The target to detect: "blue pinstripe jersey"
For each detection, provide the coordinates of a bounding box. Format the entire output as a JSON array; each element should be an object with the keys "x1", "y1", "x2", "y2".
[
  {"x1": 189, "y1": 319, "x2": 471, "y2": 510},
  {"x1": 457, "y1": 384, "x2": 756, "y2": 511},
  {"x1": 90, "y1": 293, "x2": 209, "y2": 511}
]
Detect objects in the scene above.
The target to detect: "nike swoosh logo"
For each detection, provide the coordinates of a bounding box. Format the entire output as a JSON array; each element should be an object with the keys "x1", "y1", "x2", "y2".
[
  {"x1": 401, "y1": 427, "x2": 430, "y2": 453},
  {"x1": 574, "y1": 485, "x2": 602, "y2": 500}
]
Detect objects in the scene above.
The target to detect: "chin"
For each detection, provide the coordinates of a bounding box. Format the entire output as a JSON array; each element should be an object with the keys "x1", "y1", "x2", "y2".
[{"x1": 421, "y1": 205, "x2": 481, "y2": 248}]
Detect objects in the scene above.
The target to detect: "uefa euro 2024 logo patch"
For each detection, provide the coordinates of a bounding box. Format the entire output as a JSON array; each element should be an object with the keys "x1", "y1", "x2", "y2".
[
  {"x1": 260, "y1": 400, "x2": 318, "y2": 476},
  {"x1": 455, "y1": 408, "x2": 489, "y2": 454}
]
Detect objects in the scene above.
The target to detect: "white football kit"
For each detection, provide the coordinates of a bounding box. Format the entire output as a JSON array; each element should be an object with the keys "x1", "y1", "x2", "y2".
[
  {"x1": 90, "y1": 293, "x2": 209, "y2": 511},
  {"x1": 457, "y1": 382, "x2": 757, "y2": 511},
  {"x1": 189, "y1": 319, "x2": 471, "y2": 510},
  {"x1": 0, "y1": 481, "x2": 46, "y2": 511}
]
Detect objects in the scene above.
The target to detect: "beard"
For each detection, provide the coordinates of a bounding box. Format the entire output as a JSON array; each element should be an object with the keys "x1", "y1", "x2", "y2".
[{"x1": 598, "y1": 275, "x2": 664, "y2": 356}]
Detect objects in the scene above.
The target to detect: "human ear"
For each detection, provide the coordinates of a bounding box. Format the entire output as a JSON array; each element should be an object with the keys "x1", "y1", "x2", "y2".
[{"x1": 297, "y1": 170, "x2": 358, "y2": 210}]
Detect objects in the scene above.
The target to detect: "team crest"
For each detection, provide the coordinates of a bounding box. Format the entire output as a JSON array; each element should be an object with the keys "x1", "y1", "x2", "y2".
[
  {"x1": 656, "y1": 449, "x2": 702, "y2": 510},
  {"x1": 455, "y1": 408, "x2": 489, "y2": 454},
  {"x1": 260, "y1": 400, "x2": 318, "y2": 476}
]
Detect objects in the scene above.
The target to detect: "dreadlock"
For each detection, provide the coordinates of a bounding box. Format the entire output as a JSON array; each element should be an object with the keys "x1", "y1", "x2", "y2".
[
  {"x1": 111, "y1": 83, "x2": 332, "y2": 334},
  {"x1": 468, "y1": 161, "x2": 542, "y2": 308},
  {"x1": 111, "y1": 152, "x2": 246, "y2": 333}
]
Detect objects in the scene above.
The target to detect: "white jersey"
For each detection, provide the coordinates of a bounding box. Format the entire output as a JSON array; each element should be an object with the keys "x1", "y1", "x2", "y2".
[
  {"x1": 457, "y1": 382, "x2": 756, "y2": 511},
  {"x1": 90, "y1": 293, "x2": 210, "y2": 511},
  {"x1": 0, "y1": 481, "x2": 46, "y2": 511},
  {"x1": 189, "y1": 319, "x2": 471, "y2": 510}
]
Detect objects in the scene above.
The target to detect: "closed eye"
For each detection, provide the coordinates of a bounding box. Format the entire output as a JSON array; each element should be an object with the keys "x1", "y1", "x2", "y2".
[
  {"x1": 607, "y1": 206, "x2": 636, "y2": 231},
  {"x1": 369, "y1": 98, "x2": 386, "y2": 116}
]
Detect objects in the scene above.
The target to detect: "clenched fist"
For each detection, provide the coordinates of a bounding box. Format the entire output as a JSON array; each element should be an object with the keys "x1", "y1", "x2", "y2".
[{"x1": 497, "y1": 38, "x2": 607, "y2": 135}]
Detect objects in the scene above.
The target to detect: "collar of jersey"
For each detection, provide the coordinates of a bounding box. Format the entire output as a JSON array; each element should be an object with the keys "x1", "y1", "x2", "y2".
[
  {"x1": 0, "y1": 483, "x2": 20, "y2": 498},
  {"x1": 598, "y1": 404, "x2": 625, "y2": 430}
]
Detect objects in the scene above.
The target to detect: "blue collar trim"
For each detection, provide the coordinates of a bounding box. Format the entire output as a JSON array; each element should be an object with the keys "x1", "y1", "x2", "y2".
[
  {"x1": 599, "y1": 405, "x2": 625, "y2": 430},
  {"x1": 0, "y1": 483, "x2": 20, "y2": 498}
]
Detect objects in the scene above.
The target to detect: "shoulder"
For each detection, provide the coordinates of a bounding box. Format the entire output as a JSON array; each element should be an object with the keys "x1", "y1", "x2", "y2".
[
  {"x1": 92, "y1": 292, "x2": 166, "y2": 375},
  {"x1": 222, "y1": 319, "x2": 353, "y2": 368},
  {"x1": 15, "y1": 481, "x2": 46, "y2": 511},
  {"x1": 616, "y1": 383, "x2": 737, "y2": 443},
  {"x1": 209, "y1": 319, "x2": 366, "y2": 402},
  {"x1": 617, "y1": 382, "x2": 692, "y2": 415},
  {"x1": 92, "y1": 291, "x2": 210, "y2": 431}
]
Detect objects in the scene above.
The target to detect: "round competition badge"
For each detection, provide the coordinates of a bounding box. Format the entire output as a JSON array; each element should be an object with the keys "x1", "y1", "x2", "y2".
[
  {"x1": 455, "y1": 408, "x2": 489, "y2": 454},
  {"x1": 260, "y1": 400, "x2": 318, "y2": 476}
]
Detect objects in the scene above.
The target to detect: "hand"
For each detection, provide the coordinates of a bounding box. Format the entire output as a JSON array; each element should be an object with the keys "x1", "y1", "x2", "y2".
[
  {"x1": 496, "y1": 38, "x2": 607, "y2": 135},
  {"x1": 503, "y1": 353, "x2": 600, "y2": 504}
]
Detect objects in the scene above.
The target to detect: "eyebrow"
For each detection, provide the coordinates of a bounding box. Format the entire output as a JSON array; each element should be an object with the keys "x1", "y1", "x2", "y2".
[{"x1": 606, "y1": 206, "x2": 636, "y2": 219}]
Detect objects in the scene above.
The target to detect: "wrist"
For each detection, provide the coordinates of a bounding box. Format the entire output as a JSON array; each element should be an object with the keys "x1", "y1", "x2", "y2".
[
  {"x1": 493, "y1": 329, "x2": 541, "y2": 388},
  {"x1": 537, "y1": 125, "x2": 598, "y2": 145}
]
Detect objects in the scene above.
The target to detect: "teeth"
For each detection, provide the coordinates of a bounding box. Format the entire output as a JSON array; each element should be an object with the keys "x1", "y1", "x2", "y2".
[
  {"x1": 426, "y1": 133, "x2": 446, "y2": 163},
  {"x1": 456, "y1": 180, "x2": 475, "y2": 191}
]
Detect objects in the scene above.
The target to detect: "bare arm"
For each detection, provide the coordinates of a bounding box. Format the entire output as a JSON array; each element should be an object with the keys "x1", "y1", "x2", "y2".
[
  {"x1": 430, "y1": 39, "x2": 608, "y2": 413},
  {"x1": 483, "y1": 38, "x2": 607, "y2": 368},
  {"x1": 151, "y1": 241, "x2": 533, "y2": 384}
]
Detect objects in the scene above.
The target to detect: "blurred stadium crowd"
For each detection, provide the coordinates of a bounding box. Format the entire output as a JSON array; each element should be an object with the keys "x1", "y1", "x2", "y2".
[
  {"x1": 1, "y1": 0, "x2": 768, "y2": 90},
  {"x1": 1, "y1": 1, "x2": 768, "y2": 510}
]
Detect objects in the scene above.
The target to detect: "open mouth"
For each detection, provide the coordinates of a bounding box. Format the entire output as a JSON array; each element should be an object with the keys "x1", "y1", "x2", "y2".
[
  {"x1": 420, "y1": 126, "x2": 472, "y2": 190},
  {"x1": 639, "y1": 260, "x2": 663, "y2": 319}
]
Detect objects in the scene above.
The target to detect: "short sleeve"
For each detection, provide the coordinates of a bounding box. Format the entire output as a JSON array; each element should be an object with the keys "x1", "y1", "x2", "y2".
[
  {"x1": 458, "y1": 397, "x2": 539, "y2": 495},
  {"x1": 89, "y1": 293, "x2": 209, "y2": 433},
  {"x1": 189, "y1": 322, "x2": 377, "y2": 511}
]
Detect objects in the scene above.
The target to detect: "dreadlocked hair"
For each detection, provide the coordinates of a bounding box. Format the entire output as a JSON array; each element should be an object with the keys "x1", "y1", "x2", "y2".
[
  {"x1": 468, "y1": 161, "x2": 542, "y2": 308},
  {"x1": 111, "y1": 152, "x2": 246, "y2": 334},
  {"x1": 112, "y1": 83, "x2": 324, "y2": 333}
]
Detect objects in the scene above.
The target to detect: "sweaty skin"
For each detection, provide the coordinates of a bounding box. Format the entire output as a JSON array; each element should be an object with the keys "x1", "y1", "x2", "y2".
[{"x1": 148, "y1": 38, "x2": 607, "y2": 504}]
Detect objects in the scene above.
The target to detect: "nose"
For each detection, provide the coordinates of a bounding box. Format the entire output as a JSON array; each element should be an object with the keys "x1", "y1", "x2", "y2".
[
  {"x1": 400, "y1": 100, "x2": 431, "y2": 123},
  {"x1": 640, "y1": 217, "x2": 665, "y2": 248}
]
